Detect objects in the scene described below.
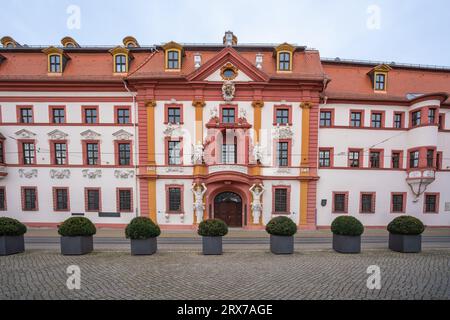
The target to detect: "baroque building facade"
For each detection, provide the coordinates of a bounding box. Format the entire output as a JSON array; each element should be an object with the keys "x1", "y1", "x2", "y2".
[{"x1": 0, "y1": 32, "x2": 449, "y2": 229}]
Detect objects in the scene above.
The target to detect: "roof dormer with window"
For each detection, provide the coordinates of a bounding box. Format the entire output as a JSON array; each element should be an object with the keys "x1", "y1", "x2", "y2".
[
  {"x1": 42, "y1": 46, "x2": 70, "y2": 75},
  {"x1": 60, "y1": 36, "x2": 80, "y2": 48},
  {"x1": 274, "y1": 43, "x2": 295, "y2": 72},
  {"x1": 368, "y1": 64, "x2": 392, "y2": 92},
  {"x1": 163, "y1": 41, "x2": 184, "y2": 71},
  {"x1": 0, "y1": 36, "x2": 20, "y2": 48},
  {"x1": 122, "y1": 36, "x2": 140, "y2": 48},
  {"x1": 109, "y1": 46, "x2": 133, "y2": 75}
]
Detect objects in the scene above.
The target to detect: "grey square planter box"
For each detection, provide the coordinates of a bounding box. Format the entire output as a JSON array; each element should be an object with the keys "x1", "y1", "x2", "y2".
[
  {"x1": 333, "y1": 234, "x2": 361, "y2": 254},
  {"x1": 60, "y1": 236, "x2": 93, "y2": 255},
  {"x1": 0, "y1": 235, "x2": 25, "y2": 256},
  {"x1": 202, "y1": 236, "x2": 223, "y2": 255},
  {"x1": 130, "y1": 238, "x2": 157, "y2": 255},
  {"x1": 270, "y1": 235, "x2": 294, "y2": 254},
  {"x1": 389, "y1": 233, "x2": 421, "y2": 253}
]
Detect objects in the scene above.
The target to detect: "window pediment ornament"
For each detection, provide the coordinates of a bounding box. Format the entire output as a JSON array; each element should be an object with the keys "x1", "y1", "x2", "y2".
[
  {"x1": 222, "y1": 81, "x2": 235, "y2": 101},
  {"x1": 273, "y1": 123, "x2": 294, "y2": 139},
  {"x1": 48, "y1": 129, "x2": 68, "y2": 140},
  {"x1": 112, "y1": 129, "x2": 133, "y2": 141},
  {"x1": 15, "y1": 129, "x2": 36, "y2": 139},
  {"x1": 80, "y1": 129, "x2": 101, "y2": 140}
]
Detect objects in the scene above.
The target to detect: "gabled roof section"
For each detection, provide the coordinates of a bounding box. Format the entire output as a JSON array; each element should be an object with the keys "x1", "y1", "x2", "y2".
[
  {"x1": 367, "y1": 64, "x2": 392, "y2": 75},
  {"x1": 186, "y1": 47, "x2": 269, "y2": 82}
]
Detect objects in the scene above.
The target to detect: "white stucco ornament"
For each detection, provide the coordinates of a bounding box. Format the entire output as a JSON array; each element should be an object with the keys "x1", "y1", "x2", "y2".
[
  {"x1": 82, "y1": 169, "x2": 102, "y2": 179},
  {"x1": 163, "y1": 122, "x2": 183, "y2": 137},
  {"x1": 222, "y1": 80, "x2": 235, "y2": 101},
  {"x1": 191, "y1": 183, "x2": 207, "y2": 223},
  {"x1": 18, "y1": 169, "x2": 37, "y2": 179},
  {"x1": 252, "y1": 143, "x2": 264, "y2": 163},
  {"x1": 114, "y1": 170, "x2": 135, "y2": 179},
  {"x1": 80, "y1": 129, "x2": 101, "y2": 140},
  {"x1": 48, "y1": 129, "x2": 68, "y2": 140},
  {"x1": 15, "y1": 129, "x2": 36, "y2": 139},
  {"x1": 112, "y1": 129, "x2": 133, "y2": 141},
  {"x1": 191, "y1": 143, "x2": 204, "y2": 164},
  {"x1": 250, "y1": 184, "x2": 266, "y2": 224},
  {"x1": 50, "y1": 169, "x2": 71, "y2": 179},
  {"x1": 209, "y1": 106, "x2": 218, "y2": 119},
  {"x1": 238, "y1": 108, "x2": 247, "y2": 119},
  {"x1": 273, "y1": 123, "x2": 294, "y2": 139}
]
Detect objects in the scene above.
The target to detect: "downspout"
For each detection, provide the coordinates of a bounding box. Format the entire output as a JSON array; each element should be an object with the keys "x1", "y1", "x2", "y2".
[{"x1": 122, "y1": 79, "x2": 139, "y2": 218}]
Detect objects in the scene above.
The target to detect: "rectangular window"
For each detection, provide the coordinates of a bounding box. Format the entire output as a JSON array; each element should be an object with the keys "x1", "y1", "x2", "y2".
[
  {"x1": 118, "y1": 143, "x2": 131, "y2": 166},
  {"x1": 22, "y1": 188, "x2": 37, "y2": 211},
  {"x1": 51, "y1": 108, "x2": 65, "y2": 124},
  {"x1": 350, "y1": 112, "x2": 362, "y2": 127},
  {"x1": 428, "y1": 108, "x2": 436, "y2": 124},
  {"x1": 371, "y1": 112, "x2": 382, "y2": 128},
  {"x1": 274, "y1": 188, "x2": 288, "y2": 213},
  {"x1": 86, "y1": 143, "x2": 99, "y2": 165},
  {"x1": 277, "y1": 142, "x2": 289, "y2": 167},
  {"x1": 86, "y1": 189, "x2": 100, "y2": 212},
  {"x1": 348, "y1": 150, "x2": 361, "y2": 168},
  {"x1": 427, "y1": 149, "x2": 434, "y2": 167},
  {"x1": 22, "y1": 142, "x2": 35, "y2": 165},
  {"x1": 116, "y1": 108, "x2": 130, "y2": 124},
  {"x1": 168, "y1": 140, "x2": 181, "y2": 165},
  {"x1": 392, "y1": 194, "x2": 405, "y2": 213},
  {"x1": 333, "y1": 193, "x2": 347, "y2": 213},
  {"x1": 436, "y1": 152, "x2": 442, "y2": 170},
  {"x1": 49, "y1": 55, "x2": 61, "y2": 73},
  {"x1": 438, "y1": 114, "x2": 444, "y2": 129},
  {"x1": 0, "y1": 188, "x2": 5, "y2": 210},
  {"x1": 222, "y1": 108, "x2": 235, "y2": 123},
  {"x1": 54, "y1": 188, "x2": 69, "y2": 211},
  {"x1": 278, "y1": 52, "x2": 290, "y2": 71},
  {"x1": 375, "y1": 73, "x2": 386, "y2": 91},
  {"x1": 319, "y1": 149, "x2": 331, "y2": 168},
  {"x1": 54, "y1": 143, "x2": 67, "y2": 165},
  {"x1": 118, "y1": 189, "x2": 132, "y2": 212},
  {"x1": 84, "y1": 108, "x2": 97, "y2": 124},
  {"x1": 409, "y1": 151, "x2": 419, "y2": 168},
  {"x1": 412, "y1": 111, "x2": 421, "y2": 127},
  {"x1": 221, "y1": 144, "x2": 237, "y2": 164},
  {"x1": 361, "y1": 193, "x2": 375, "y2": 213},
  {"x1": 0, "y1": 141, "x2": 4, "y2": 164},
  {"x1": 168, "y1": 187, "x2": 182, "y2": 212},
  {"x1": 167, "y1": 50, "x2": 179, "y2": 69},
  {"x1": 424, "y1": 194, "x2": 438, "y2": 213},
  {"x1": 393, "y1": 113, "x2": 403, "y2": 128},
  {"x1": 392, "y1": 152, "x2": 401, "y2": 169},
  {"x1": 369, "y1": 151, "x2": 381, "y2": 168},
  {"x1": 167, "y1": 107, "x2": 181, "y2": 124},
  {"x1": 115, "y1": 54, "x2": 127, "y2": 73},
  {"x1": 276, "y1": 108, "x2": 289, "y2": 125},
  {"x1": 320, "y1": 111, "x2": 332, "y2": 127},
  {"x1": 19, "y1": 107, "x2": 33, "y2": 123}
]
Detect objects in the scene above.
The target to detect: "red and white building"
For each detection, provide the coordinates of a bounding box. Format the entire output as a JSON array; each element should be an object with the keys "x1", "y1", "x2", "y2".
[{"x1": 0, "y1": 32, "x2": 449, "y2": 229}]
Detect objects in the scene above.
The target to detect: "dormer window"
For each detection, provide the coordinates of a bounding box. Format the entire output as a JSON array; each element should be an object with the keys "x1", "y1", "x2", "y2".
[
  {"x1": 375, "y1": 73, "x2": 386, "y2": 91},
  {"x1": 368, "y1": 64, "x2": 392, "y2": 92},
  {"x1": 122, "y1": 36, "x2": 140, "y2": 48},
  {"x1": 274, "y1": 43, "x2": 295, "y2": 72},
  {"x1": 43, "y1": 47, "x2": 69, "y2": 74},
  {"x1": 163, "y1": 41, "x2": 184, "y2": 71},
  {"x1": 115, "y1": 54, "x2": 127, "y2": 73},
  {"x1": 49, "y1": 54, "x2": 61, "y2": 73},
  {"x1": 1, "y1": 36, "x2": 20, "y2": 48},
  {"x1": 109, "y1": 47, "x2": 132, "y2": 74},
  {"x1": 61, "y1": 36, "x2": 80, "y2": 48}
]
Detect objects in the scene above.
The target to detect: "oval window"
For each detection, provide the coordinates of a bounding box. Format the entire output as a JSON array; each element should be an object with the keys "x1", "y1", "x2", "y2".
[{"x1": 223, "y1": 69, "x2": 236, "y2": 79}]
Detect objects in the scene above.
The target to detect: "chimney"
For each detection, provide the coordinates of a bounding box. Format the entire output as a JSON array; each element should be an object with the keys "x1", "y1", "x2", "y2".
[
  {"x1": 194, "y1": 53, "x2": 202, "y2": 69},
  {"x1": 255, "y1": 53, "x2": 263, "y2": 69},
  {"x1": 223, "y1": 31, "x2": 237, "y2": 47}
]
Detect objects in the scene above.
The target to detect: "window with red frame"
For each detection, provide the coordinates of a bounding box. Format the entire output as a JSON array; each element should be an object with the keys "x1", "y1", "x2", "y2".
[
  {"x1": 168, "y1": 187, "x2": 182, "y2": 212},
  {"x1": 84, "y1": 108, "x2": 98, "y2": 124},
  {"x1": 320, "y1": 111, "x2": 332, "y2": 127},
  {"x1": 86, "y1": 189, "x2": 100, "y2": 211},
  {"x1": 53, "y1": 142, "x2": 67, "y2": 165},
  {"x1": 371, "y1": 112, "x2": 382, "y2": 128},
  {"x1": 118, "y1": 189, "x2": 132, "y2": 212},
  {"x1": 369, "y1": 151, "x2": 381, "y2": 168},
  {"x1": 118, "y1": 143, "x2": 131, "y2": 165},
  {"x1": 168, "y1": 140, "x2": 181, "y2": 165},
  {"x1": 361, "y1": 193, "x2": 375, "y2": 213},
  {"x1": 86, "y1": 143, "x2": 99, "y2": 165},
  {"x1": 411, "y1": 111, "x2": 421, "y2": 127},
  {"x1": 274, "y1": 188, "x2": 288, "y2": 213},
  {"x1": 221, "y1": 108, "x2": 235, "y2": 123},
  {"x1": 426, "y1": 149, "x2": 434, "y2": 167},
  {"x1": 392, "y1": 152, "x2": 401, "y2": 169},
  {"x1": 350, "y1": 111, "x2": 362, "y2": 127},
  {"x1": 167, "y1": 107, "x2": 181, "y2": 124},
  {"x1": 409, "y1": 150, "x2": 419, "y2": 168},
  {"x1": 393, "y1": 113, "x2": 403, "y2": 128},
  {"x1": 19, "y1": 107, "x2": 33, "y2": 123},
  {"x1": 22, "y1": 187, "x2": 37, "y2": 211},
  {"x1": 275, "y1": 108, "x2": 289, "y2": 125},
  {"x1": 333, "y1": 193, "x2": 347, "y2": 213},
  {"x1": 348, "y1": 150, "x2": 361, "y2": 167},
  {"x1": 277, "y1": 142, "x2": 289, "y2": 167},
  {"x1": 21, "y1": 142, "x2": 35, "y2": 165},
  {"x1": 391, "y1": 194, "x2": 405, "y2": 213},
  {"x1": 319, "y1": 149, "x2": 331, "y2": 167},
  {"x1": 116, "y1": 108, "x2": 130, "y2": 124},
  {"x1": 0, "y1": 140, "x2": 4, "y2": 164},
  {"x1": 428, "y1": 108, "x2": 436, "y2": 124},
  {"x1": 424, "y1": 194, "x2": 438, "y2": 213},
  {"x1": 51, "y1": 108, "x2": 65, "y2": 124},
  {"x1": 54, "y1": 188, "x2": 69, "y2": 211}
]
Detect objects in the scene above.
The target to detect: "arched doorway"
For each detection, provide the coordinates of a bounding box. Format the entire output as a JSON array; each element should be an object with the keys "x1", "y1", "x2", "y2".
[{"x1": 214, "y1": 192, "x2": 243, "y2": 227}]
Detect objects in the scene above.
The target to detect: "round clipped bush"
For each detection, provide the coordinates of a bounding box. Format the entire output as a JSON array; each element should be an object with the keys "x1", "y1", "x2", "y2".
[
  {"x1": 331, "y1": 216, "x2": 364, "y2": 236},
  {"x1": 198, "y1": 219, "x2": 228, "y2": 237},
  {"x1": 125, "y1": 217, "x2": 161, "y2": 240},
  {"x1": 58, "y1": 217, "x2": 96, "y2": 237},
  {"x1": 387, "y1": 216, "x2": 425, "y2": 235},
  {"x1": 266, "y1": 216, "x2": 297, "y2": 236},
  {"x1": 0, "y1": 217, "x2": 27, "y2": 236}
]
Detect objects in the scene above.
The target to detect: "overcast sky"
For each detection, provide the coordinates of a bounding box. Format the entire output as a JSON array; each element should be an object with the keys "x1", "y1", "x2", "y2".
[{"x1": 2, "y1": 0, "x2": 449, "y2": 66}]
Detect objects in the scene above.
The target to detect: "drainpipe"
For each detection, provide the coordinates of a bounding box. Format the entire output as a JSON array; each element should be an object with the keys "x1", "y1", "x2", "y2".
[{"x1": 122, "y1": 79, "x2": 139, "y2": 218}]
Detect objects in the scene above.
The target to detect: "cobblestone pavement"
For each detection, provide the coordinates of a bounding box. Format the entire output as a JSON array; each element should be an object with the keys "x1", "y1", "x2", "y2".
[{"x1": 1, "y1": 249, "x2": 449, "y2": 300}]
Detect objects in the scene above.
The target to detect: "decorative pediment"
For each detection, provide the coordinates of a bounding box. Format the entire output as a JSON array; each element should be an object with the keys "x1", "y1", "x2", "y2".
[
  {"x1": 368, "y1": 64, "x2": 393, "y2": 75},
  {"x1": 15, "y1": 129, "x2": 36, "y2": 139},
  {"x1": 112, "y1": 129, "x2": 133, "y2": 140},
  {"x1": 187, "y1": 47, "x2": 269, "y2": 82},
  {"x1": 80, "y1": 129, "x2": 101, "y2": 140},
  {"x1": 48, "y1": 129, "x2": 68, "y2": 140}
]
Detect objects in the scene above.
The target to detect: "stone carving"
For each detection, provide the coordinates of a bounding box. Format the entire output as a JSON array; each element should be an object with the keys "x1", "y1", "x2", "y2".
[
  {"x1": 276, "y1": 167, "x2": 291, "y2": 174},
  {"x1": 47, "y1": 129, "x2": 68, "y2": 140},
  {"x1": 163, "y1": 123, "x2": 183, "y2": 137},
  {"x1": 238, "y1": 108, "x2": 247, "y2": 119},
  {"x1": 191, "y1": 183, "x2": 207, "y2": 223},
  {"x1": 222, "y1": 80, "x2": 235, "y2": 101},
  {"x1": 82, "y1": 169, "x2": 102, "y2": 179},
  {"x1": 18, "y1": 169, "x2": 37, "y2": 178},
  {"x1": 112, "y1": 129, "x2": 133, "y2": 141},
  {"x1": 15, "y1": 129, "x2": 36, "y2": 139},
  {"x1": 165, "y1": 167, "x2": 184, "y2": 173},
  {"x1": 252, "y1": 143, "x2": 264, "y2": 163},
  {"x1": 250, "y1": 184, "x2": 265, "y2": 224},
  {"x1": 210, "y1": 106, "x2": 218, "y2": 119},
  {"x1": 273, "y1": 123, "x2": 294, "y2": 139},
  {"x1": 114, "y1": 170, "x2": 135, "y2": 179},
  {"x1": 50, "y1": 169, "x2": 71, "y2": 179},
  {"x1": 80, "y1": 129, "x2": 101, "y2": 140},
  {"x1": 191, "y1": 143, "x2": 204, "y2": 164}
]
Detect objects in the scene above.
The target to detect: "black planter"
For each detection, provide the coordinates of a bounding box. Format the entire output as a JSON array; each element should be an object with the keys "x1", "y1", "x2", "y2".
[
  {"x1": 130, "y1": 238, "x2": 157, "y2": 255},
  {"x1": 202, "y1": 236, "x2": 223, "y2": 255},
  {"x1": 270, "y1": 235, "x2": 294, "y2": 254},
  {"x1": 332, "y1": 234, "x2": 361, "y2": 254},
  {"x1": 0, "y1": 235, "x2": 25, "y2": 256},
  {"x1": 60, "y1": 236, "x2": 93, "y2": 255},
  {"x1": 389, "y1": 233, "x2": 421, "y2": 253}
]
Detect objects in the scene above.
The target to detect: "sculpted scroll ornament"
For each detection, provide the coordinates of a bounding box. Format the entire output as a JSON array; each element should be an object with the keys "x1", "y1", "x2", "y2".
[
  {"x1": 18, "y1": 169, "x2": 37, "y2": 179},
  {"x1": 114, "y1": 170, "x2": 135, "y2": 179},
  {"x1": 80, "y1": 129, "x2": 101, "y2": 140},
  {"x1": 249, "y1": 184, "x2": 265, "y2": 224},
  {"x1": 273, "y1": 123, "x2": 294, "y2": 139},
  {"x1": 48, "y1": 129, "x2": 68, "y2": 140},
  {"x1": 50, "y1": 169, "x2": 71, "y2": 179},
  {"x1": 82, "y1": 169, "x2": 102, "y2": 179}
]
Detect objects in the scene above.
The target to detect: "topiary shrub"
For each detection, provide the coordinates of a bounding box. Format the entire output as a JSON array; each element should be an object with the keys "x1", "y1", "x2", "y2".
[
  {"x1": 58, "y1": 217, "x2": 96, "y2": 237},
  {"x1": 387, "y1": 216, "x2": 425, "y2": 235},
  {"x1": 331, "y1": 216, "x2": 364, "y2": 236},
  {"x1": 266, "y1": 216, "x2": 297, "y2": 236},
  {"x1": 198, "y1": 219, "x2": 228, "y2": 237},
  {"x1": 125, "y1": 217, "x2": 161, "y2": 240},
  {"x1": 0, "y1": 217, "x2": 27, "y2": 236}
]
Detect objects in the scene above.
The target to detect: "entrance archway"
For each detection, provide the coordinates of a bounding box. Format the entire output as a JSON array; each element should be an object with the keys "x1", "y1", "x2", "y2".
[{"x1": 214, "y1": 192, "x2": 243, "y2": 227}]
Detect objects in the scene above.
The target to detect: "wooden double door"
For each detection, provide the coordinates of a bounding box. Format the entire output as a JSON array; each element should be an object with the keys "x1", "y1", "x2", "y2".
[{"x1": 213, "y1": 192, "x2": 243, "y2": 227}]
